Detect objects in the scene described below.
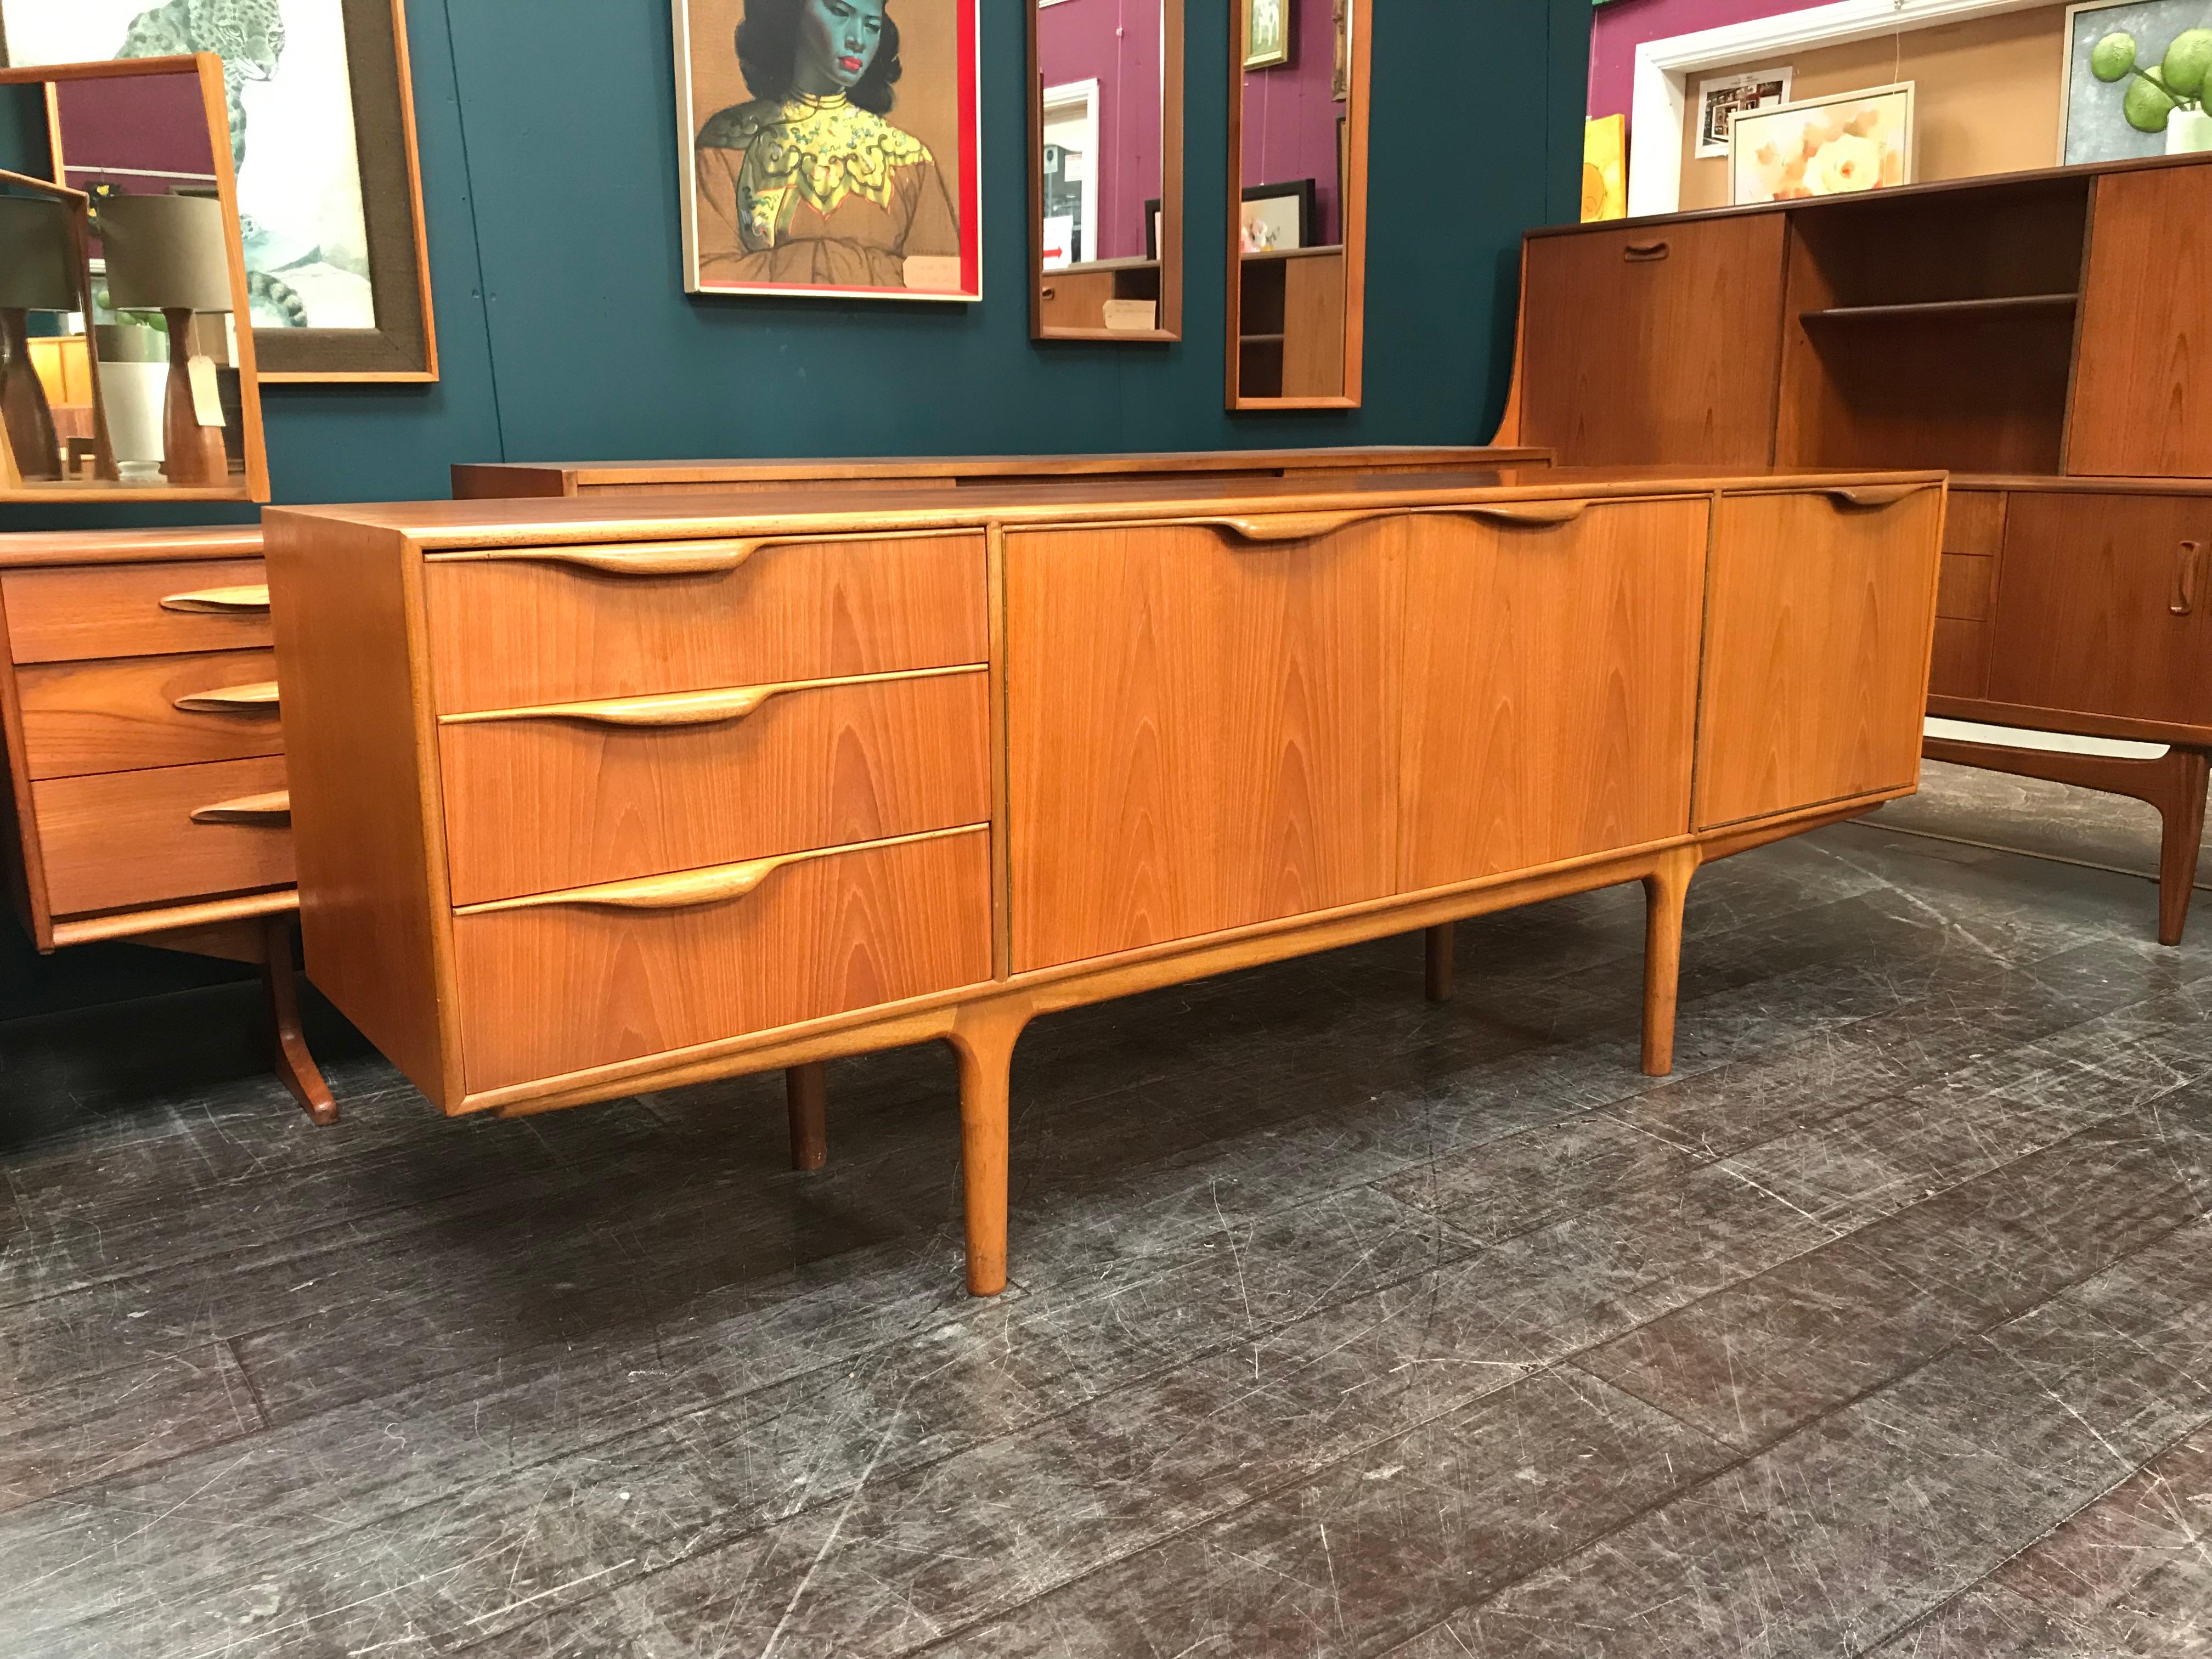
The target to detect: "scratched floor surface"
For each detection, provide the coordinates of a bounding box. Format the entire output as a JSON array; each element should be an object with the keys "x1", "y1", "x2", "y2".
[{"x1": 4, "y1": 781, "x2": 2212, "y2": 1657}]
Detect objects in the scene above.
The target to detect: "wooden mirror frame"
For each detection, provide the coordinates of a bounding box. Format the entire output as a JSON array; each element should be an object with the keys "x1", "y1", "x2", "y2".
[
  {"x1": 0, "y1": 54, "x2": 269, "y2": 503},
  {"x1": 1226, "y1": 0, "x2": 1370, "y2": 410},
  {"x1": 1029, "y1": 0, "x2": 1184, "y2": 343}
]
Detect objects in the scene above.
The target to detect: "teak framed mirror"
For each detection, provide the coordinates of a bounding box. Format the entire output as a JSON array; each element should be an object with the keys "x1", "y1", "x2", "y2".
[
  {"x1": 1227, "y1": 0, "x2": 1369, "y2": 409},
  {"x1": 1029, "y1": 0, "x2": 1184, "y2": 342},
  {"x1": 0, "y1": 53, "x2": 268, "y2": 503}
]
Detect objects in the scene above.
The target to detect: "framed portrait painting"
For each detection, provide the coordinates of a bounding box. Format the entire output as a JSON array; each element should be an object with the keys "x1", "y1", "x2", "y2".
[
  {"x1": 674, "y1": 0, "x2": 983, "y2": 302},
  {"x1": 1244, "y1": 0, "x2": 1290, "y2": 70},
  {"x1": 0, "y1": 0, "x2": 439, "y2": 382}
]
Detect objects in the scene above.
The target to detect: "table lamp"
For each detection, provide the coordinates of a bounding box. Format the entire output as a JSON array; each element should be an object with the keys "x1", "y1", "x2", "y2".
[
  {"x1": 98, "y1": 193, "x2": 234, "y2": 487},
  {"x1": 0, "y1": 195, "x2": 80, "y2": 482}
]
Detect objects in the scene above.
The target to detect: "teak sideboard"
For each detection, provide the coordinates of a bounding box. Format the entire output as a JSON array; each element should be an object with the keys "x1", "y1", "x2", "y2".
[
  {"x1": 1498, "y1": 150, "x2": 2212, "y2": 943},
  {"x1": 267, "y1": 469, "x2": 1945, "y2": 1295},
  {"x1": 0, "y1": 526, "x2": 330, "y2": 1117}
]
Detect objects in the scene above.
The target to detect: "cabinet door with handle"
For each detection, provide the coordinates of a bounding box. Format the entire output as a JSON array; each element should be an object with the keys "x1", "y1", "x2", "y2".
[
  {"x1": 1987, "y1": 493, "x2": 2212, "y2": 729},
  {"x1": 1695, "y1": 486, "x2": 1944, "y2": 829}
]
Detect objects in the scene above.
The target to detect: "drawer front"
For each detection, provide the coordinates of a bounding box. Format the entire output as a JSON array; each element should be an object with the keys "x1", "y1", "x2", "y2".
[
  {"x1": 1944, "y1": 490, "x2": 2006, "y2": 560},
  {"x1": 1928, "y1": 619, "x2": 1991, "y2": 701},
  {"x1": 17, "y1": 650, "x2": 283, "y2": 781},
  {"x1": 33, "y1": 755, "x2": 293, "y2": 917},
  {"x1": 1936, "y1": 556, "x2": 1994, "y2": 620},
  {"x1": 440, "y1": 667, "x2": 991, "y2": 906},
  {"x1": 425, "y1": 535, "x2": 988, "y2": 714},
  {"x1": 455, "y1": 827, "x2": 992, "y2": 1094},
  {"x1": 2, "y1": 561, "x2": 270, "y2": 665}
]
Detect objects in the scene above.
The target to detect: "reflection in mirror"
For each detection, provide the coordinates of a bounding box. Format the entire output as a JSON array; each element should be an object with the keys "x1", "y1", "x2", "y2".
[
  {"x1": 1031, "y1": 0, "x2": 1183, "y2": 341},
  {"x1": 1229, "y1": 0, "x2": 1366, "y2": 407},
  {"x1": 0, "y1": 59, "x2": 266, "y2": 501}
]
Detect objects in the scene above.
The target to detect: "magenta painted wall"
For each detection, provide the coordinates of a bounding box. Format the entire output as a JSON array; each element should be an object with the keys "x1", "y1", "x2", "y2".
[
  {"x1": 1037, "y1": 0, "x2": 1164, "y2": 261},
  {"x1": 1241, "y1": 0, "x2": 1344, "y2": 245},
  {"x1": 1589, "y1": 0, "x2": 1809, "y2": 121}
]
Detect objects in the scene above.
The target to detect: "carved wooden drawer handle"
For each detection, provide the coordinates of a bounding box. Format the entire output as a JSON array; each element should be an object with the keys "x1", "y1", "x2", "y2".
[
  {"x1": 1824, "y1": 484, "x2": 1929, "y2": 511},
  {"x1": 175, "y1": 680, "x2": 280, "y2": 713},
  {"x1": 2174, "y1": 541, "x2": 2203, "y2": 617},
  {"x1": 439, "y1": 664, "x2": 984, "y2": 730},
  {"x1": 1623, "y1": 241, "x2": 1669, "y2": 262},
  {"x1": 1206, "y1": 510, "x2": 1393, "y2": 544},
  {"x1": 456, "y1": 823, "x2": 985, "y2": 917},
  {"x1": 160, "y1": 584, "x2": 270, "y2": 614},
  {"x1": 190, "y1": 790, "x2": 291, "y2": 826},
  {"x1": 452, "y1": 539, "x2": 765, "y2": 576},
  {"x1": 1457, "y1": 501, "x2": 1587, "y2": 529}
]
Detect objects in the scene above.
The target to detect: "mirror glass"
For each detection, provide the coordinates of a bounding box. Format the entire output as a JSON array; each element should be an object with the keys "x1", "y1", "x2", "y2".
[
  {"x1": 0, "y1": 62, "x2": 266, "y2": 501},
  {"x1": 1031, "y1": 0, "x2": 1182, "y2": 341},
  {"x1": 1229, "y1": 0, "x2": 1365, "y2": 406}
]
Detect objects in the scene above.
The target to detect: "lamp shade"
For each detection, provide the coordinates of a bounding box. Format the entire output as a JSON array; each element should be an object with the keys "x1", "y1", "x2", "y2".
[
  {"x1": 98, "y1": 193, "x2": 234, "y2": 314},
  {"x1": 0, "y1": 196, "x2": 79, "y2": 312}
]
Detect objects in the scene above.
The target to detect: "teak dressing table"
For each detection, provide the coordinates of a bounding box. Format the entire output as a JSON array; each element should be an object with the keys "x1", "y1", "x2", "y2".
[{"x1": 267, "y1": 467, "x2": 1945, "y2": 1295}]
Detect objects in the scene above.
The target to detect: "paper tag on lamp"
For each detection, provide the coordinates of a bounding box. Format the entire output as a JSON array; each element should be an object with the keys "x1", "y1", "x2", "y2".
[{"x1": 187, "y1": 356, "x2": 225, "y2": 427}]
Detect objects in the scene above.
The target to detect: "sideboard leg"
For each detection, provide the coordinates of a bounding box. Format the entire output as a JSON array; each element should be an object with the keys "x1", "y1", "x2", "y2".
[
  {"x1": 949, "y1": 1004, "x2": 1029, "y2": 1298},
  {"x1": 2157, "y1": 747, "x2": 2209, "y2": 948},
  {"x1": 263, "y1": 915, "x2": 337, "y2": 1127},
  {"x1": 1641, "y1": 850, "x2": 1697, "y2": 1078},
  {"x1": 785, "y1": 1063, "x2": 828, "y2": 1171},
  {"x1": 1424, "y1": 922, "x2": 1457, "y2": 1003}
]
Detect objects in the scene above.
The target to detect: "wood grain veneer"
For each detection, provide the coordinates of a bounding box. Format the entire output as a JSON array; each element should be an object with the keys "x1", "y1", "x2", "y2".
[
  {"x1": 33, "y1": 753, "x2": 293, "y2": 915},
  {"x1": 2070, "y1": 167, "x2": 2212, "y2": 479},
  {"x1": 16, "y1": 650, "x2": 283, "y2": 779},
  {"x1": 1, "y1": 560, "x2": 270, "y2": 664}
]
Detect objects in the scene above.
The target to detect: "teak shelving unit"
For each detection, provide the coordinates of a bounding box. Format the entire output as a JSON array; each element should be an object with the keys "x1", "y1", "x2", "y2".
[{"x1": 1498, "y1": 151, "x2": 2212, "y2": 944}]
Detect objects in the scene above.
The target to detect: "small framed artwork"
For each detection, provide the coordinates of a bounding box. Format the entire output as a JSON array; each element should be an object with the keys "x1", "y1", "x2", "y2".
[
  {"x1": 1244, "y1": 0, "x2": 1290, "y2": 70},
  {"x1": 2060, "y1": 1, "x2": 2212, "y2": 166},
  {"x1": 1, "y1": 0, "x2": 440, "y2": 381},
  {"x1": 1730, "y1": 83, "x2": 1915, "y2": 205},
  {"x1": 673, "y1": 0, "x2": 983, "y2": 302},
  {"x1": 1695, "y1": 64, "x2": 1793, "y2": 159},
  {"x1": 1331, "y1": 0, "x2": 1348, "y2": 100},
  {"x1": 1240, "y1": 178, "x2": 1313, "y2": 252},
  {"x1": 1583, "y1": 114, "x2": 1626, "y2": 222}
]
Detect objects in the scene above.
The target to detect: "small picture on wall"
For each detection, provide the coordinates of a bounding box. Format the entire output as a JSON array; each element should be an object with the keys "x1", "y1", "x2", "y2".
[
  {"x1": 1245, "y1": 0, "x2": 1290, "y2": 70},
  {"x1": 1695, "y1": 64, "x2": 1793, "y2": 159},
  {"x1": 673, "y1": 0, "x2": 983, "y2": 301},
  {"x1": 1240, "y1": 178, "x2": 1314, "y2": 252},
  {"x1": 1583, "y1": 114, "x2": 1627, "y2": 222},
  {"x1": 2060, "y1": 1, "x2": 2212, "y2": 166},
  {"x1": 1730, "y1": 83, "x2": 1915, "y2": 205}
]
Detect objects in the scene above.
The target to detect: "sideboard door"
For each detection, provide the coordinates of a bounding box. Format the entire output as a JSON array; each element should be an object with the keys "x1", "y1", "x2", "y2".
[
  {"x1": 1006, "y1": 521, "x2": 1401, "y2": 972},
  {"x1": 1695, "y1": 488, "x2": 1943, "y2": 830},
  {"x1": 1400, "y1": 499, "x2": 1707, "y2": 890},
  {"x1": 2069, "y1": 167, "x2": 2212, "y2": 478}
]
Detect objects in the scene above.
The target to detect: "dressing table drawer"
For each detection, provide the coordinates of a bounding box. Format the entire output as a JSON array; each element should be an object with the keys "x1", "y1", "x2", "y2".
[
  {"x1": 1, "y1": 560, "x2": 272, "y2": 664},
  {"x1": 422, "y1": 533, "x2": 988, "y2": 714},
  {"x1": 438, "y1": 666, "x2": 992, "y2": 905},
  {"x1": 33, "y1": 754, "x2": 294, "y2": 917},
  {"x1": 17, "y1": 650, "x2": 283, "y2": 780},
  {"x1": 453, "y1": 825, "x2": 993, "y2": 1093}
]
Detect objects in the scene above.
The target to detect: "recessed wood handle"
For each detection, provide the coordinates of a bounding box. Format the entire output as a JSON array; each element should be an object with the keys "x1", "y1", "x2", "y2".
[
  {"x1": 484, "y1": 539, "x2": 765, "y2": 576},
  {"x1": 2174, "y1": 541, "x2": 2203, "y2": 617},
  {"x1": 175, "y1": 680, "x2": 280, "y2": 713},
  {"x1": 1457, "y1": 501, "x2": 1588, "y2": 529},
  {"x1": 190, "y1": 790, "x2": 291, "y2": 826},
  {"x1": 1824, "y1": 484, "x2": 1929, "y2": 510},
  {"x1": 160, "y1": 584, "x2": 271, "y2": 614},
  {"x1": 1623, "y1": 241, "x2": 1669, "y2": 262},
  {"x1": 1206, "y1": 510, "x2": 1393, "y2": 544},
  {"x1": 438, "y1": 664, "x2": 985, "y2": 730}
]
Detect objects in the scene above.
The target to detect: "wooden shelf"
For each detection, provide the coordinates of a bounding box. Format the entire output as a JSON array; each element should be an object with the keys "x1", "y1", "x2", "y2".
[
  {"x1": 1801, "y1": 294, "x2": 2078, "y2": 324},
  {"x1": 1239, "y1": 333, "x2": 1286, "y2": 346}
]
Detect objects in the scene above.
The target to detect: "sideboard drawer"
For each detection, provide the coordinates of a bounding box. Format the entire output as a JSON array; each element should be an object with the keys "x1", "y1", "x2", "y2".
[
  {"x1": 33, "y1": 754, "x2": 293, "y2": 917},
  {"x1": 454, "y1": 826, "x2": 992, "y2": 1093},
  {"x1": 439, "y1": 667, "x2": 991, "y2": 905},
  {"x1": 2, "y1": 560, "x2": 271, "y2": 665},
  {"x1": 17, "y1": 650, "x2": 283, "y2": 781},
  {"x1": 423, "y1": 534, "x2": 989, "y2": 714}
]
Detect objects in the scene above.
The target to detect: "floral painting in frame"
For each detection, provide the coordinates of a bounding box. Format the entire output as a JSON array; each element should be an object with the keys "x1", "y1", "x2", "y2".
[
  {"x1": 1730, "y1": 82, "x2": 1915, "y2": 205},
  {"x1": 673, "y1": 0, "x2": 982, "y2": 302}
]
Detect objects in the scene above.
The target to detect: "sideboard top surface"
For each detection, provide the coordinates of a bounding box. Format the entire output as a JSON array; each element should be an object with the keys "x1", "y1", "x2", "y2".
[
  {"x1": 0, "y1": 526, "x2": 266, "y2": 570},
  {"x1": 275, "y1": 467, "x2": 1946, "y2": 552}
]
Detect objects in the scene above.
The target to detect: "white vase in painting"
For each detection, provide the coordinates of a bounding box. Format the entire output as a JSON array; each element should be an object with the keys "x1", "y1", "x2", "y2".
[{"x1": 2170, "y1": 109, "x2": 2212, "y2": 155}]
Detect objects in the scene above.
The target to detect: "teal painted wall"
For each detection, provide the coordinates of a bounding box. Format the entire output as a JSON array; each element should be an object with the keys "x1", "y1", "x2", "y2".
[{"x1": 0, "y1": 0, "x2": 1593, "y2": 1018}]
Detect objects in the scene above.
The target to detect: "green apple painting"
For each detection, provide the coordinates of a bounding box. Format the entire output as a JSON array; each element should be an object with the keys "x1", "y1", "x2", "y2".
[{"x1": 2064, "y1": 1, "x2": 2212, "y2": 162}]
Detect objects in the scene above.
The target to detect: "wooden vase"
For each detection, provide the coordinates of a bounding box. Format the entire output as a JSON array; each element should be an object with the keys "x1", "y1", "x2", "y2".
[
  {"x1": 160, "y1": 307, "x2": 228, "y2": 487},
  {"x1": 0, "y1": 308, "x2": 61, "y2": 482}
]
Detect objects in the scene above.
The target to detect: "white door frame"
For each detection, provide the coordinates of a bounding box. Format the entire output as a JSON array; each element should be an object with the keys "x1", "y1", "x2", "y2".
[{"x1": 1627, "y1": 0, "x2": 2056, "y2": 217}]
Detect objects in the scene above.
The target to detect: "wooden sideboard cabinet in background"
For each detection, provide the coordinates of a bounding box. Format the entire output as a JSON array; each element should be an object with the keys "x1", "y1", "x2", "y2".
[
  {"x1": 0, "y1": 527, "x2": 330, "y2": 1118},
  {"x1": 267, "y1": 469, "x2": 1944, "y2": 1296},
  {"x1": 1499, "y1": 151, "x2": 2212, "y2": 943}
]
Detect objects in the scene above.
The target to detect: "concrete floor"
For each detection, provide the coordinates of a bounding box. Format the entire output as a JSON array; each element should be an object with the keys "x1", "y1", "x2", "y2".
[{"x1": 2, "y1": 783, "x2": 2210, "y2": 1656}]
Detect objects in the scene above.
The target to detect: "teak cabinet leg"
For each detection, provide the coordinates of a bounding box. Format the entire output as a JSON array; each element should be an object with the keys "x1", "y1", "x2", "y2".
[
  {"x1": 1424, "y1": 923, "x2": 1457, "y2": 1003},
  {"x1": 2158, "y1": 748, "x2": 2209, "y2": 948},
  {"x1": 262, "y1": 916, "x2": 337, "y2": 1126},
  {"x1": 949, "y1": 1002, "x2": 1029, "y2": 1298},
  {"x1": 785, "y1": 1063, "x2": 828, "y2": 1171},
  {"x1": 1641, "y1": 849, "x2": 1698, "y2": 1078}
]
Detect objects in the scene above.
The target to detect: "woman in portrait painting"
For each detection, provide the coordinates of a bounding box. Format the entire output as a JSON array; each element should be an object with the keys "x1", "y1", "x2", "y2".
[{"x1": 694, "y1": 0, "x2": 961, "y2": 290}]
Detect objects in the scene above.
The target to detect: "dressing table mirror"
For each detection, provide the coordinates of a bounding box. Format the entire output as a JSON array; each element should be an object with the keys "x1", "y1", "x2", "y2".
[
  {"x1": 1029, "y1": 0, "x2": 1183, "y2": 341},
  {"x1": 1227, "y1": 0, "x2": 1368, "y2": 408},
  {"x1": 0, "y1": 55, "x2": 267, "y2": 502}
]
